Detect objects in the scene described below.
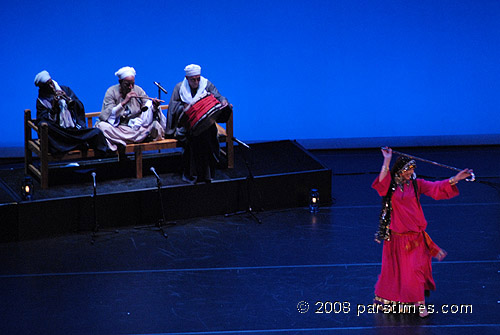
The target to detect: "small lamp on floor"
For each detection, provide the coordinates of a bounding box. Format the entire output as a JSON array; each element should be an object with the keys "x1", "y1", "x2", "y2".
[
  {"x1": 21, "y1": 176, "x2": 33, "y2": 201},
  {"x1": 309, "y1": 188, "x2": 319, "y2": 213}
]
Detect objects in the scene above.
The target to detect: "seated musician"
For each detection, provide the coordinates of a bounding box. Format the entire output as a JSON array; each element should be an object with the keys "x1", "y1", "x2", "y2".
[
  {"x1": 34, "y1": 70, "x2": 109, "y2": 157},
  {"x1": 96, "y1": 66, "x2": 166, "y2": 155},
  {"x1": 167, "y1": 64, "x2": 232, "y2": 183}
]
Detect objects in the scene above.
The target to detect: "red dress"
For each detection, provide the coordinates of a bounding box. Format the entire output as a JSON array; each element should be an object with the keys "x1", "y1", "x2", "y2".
[{"x1": 372, "y1": 174, "x2": 459, "y2": 303}]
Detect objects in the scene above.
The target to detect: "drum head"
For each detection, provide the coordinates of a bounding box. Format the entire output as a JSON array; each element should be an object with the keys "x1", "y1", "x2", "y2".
[
  {"x1": 191, "y1": 104, "x2": 231, "y2": 136},
  {"x1": 185, "y1": 94, "x2": 231, "y2": 136}
]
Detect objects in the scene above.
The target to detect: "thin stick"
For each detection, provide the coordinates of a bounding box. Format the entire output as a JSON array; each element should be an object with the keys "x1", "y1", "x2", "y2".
[
  {"x1": 383, "y1": 147, "x2": 475, "y2": 181},
  {"x1": 131, "y1": 96, "x2": 165, "y2": 103}
]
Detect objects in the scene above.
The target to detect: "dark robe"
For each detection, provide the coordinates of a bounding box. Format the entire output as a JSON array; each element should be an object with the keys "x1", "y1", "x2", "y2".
[
  {"x1": 36, "y1": 85, "x2": 109, "y2": 156},
  {"x1": 167, "y1": 80, "x2": 232, "y2": 182}
]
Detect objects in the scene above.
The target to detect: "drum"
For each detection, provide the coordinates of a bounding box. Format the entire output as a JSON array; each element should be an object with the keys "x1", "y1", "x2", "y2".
[{"x1": 182, "y1": 93, "x2": 231, "y2": 136}]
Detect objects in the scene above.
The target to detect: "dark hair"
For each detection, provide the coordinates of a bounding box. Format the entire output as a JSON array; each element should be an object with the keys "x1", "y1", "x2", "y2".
[
  {"x1": 391, "y1": 156, "x2": 413, "y2": 177},
  {"x1": 375, "y1": 155, "x2": 420, "y2": 242}
]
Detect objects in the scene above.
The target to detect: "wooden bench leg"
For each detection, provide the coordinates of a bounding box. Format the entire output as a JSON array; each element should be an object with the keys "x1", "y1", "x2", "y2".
[
  {"x1": 227, "y1": 141, "x2": 234, "y2": 169},
  {"x1": 24, "y1": 110, "x2": 32, "y2": 176},
  {"x1": 226, "y1": 112, "x2": 234, "y2": 169},
  {"x1": 40, "y1": 123, "x2": 49, "y2": 189},
  {"x1": 135, "y1": 148, "x2": 143, "y2": 178}
]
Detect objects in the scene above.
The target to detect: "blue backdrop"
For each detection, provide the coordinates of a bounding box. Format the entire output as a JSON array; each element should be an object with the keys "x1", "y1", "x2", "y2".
[{"x1": 1, "y1": 0, "x2": 500, "y2": 151}]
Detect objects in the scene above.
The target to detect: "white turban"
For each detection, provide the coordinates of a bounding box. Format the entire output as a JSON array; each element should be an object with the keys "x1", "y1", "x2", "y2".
[
  {"x1": 115, "y1": 66, "x2": 136, "y2": 79},
  {"x1": 34, "y1": 70, "x2": 51, "y2": 86},
  {"x1": 184, "y1": 64, "x2": 201, "y2": 77}
]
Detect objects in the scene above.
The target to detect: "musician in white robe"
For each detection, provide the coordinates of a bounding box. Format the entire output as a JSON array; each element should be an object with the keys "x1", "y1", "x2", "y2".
[
  {"x1": 34, "y1": 70, "x2": 109, "y2": 156},
  {"x1": 96, "y1": 66, "x2": 166, "y2": 153},
  {"x1": 167, "y1": 64, "x2": 232, "y2": 183}
]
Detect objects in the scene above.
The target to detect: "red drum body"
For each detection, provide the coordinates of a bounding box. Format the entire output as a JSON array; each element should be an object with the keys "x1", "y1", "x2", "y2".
[{"x1": 183, "y1": 93, "x2": 230, "y2": 136}]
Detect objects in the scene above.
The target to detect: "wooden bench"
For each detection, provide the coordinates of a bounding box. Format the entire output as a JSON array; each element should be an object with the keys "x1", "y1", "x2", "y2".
[{"x1": 24, "y1": 106, "x2": 234, "y2": 189}]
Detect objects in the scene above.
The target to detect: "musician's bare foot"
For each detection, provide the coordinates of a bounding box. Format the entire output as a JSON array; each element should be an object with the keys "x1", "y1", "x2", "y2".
[{"x1": 182, "y1": 174, "x2": 196, "y2": 184}]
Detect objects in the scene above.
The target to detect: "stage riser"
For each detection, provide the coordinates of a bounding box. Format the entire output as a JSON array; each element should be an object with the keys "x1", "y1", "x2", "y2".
[
  {"x1": 5, "y1": 169, "x2": 331, "y2": 241},
  {"x1": 0, "y1": 204, "x2": 18, "y2": 242}
]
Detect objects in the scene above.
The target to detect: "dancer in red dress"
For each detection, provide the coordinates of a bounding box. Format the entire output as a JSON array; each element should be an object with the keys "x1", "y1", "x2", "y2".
[{"x1": 372, "y1": 147, "x2": 473, "y2": 317}]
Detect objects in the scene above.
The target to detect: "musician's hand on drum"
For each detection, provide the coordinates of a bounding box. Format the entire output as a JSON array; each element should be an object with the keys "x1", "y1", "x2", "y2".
[{"x1": 454, "y1": 168, "x2": 474, "y2": 182}]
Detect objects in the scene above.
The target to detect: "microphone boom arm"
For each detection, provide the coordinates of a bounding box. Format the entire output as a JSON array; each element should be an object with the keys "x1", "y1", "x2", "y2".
[{"x1": 154, "y1": 82, "x2": 168, "y2": 95}]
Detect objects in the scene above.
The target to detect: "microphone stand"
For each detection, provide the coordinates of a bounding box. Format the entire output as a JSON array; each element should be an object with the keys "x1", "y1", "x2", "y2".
[
  {"x1": 225, "y1": 138, "x2": 262, "y2": 224},
  {"x1": 90, "y1": 172, "x2": 118, "y2": 244},
  {"x1": 91, "y1": 172, "x2": 99, "y2": 244},
  {"x1": 154, "y1": 81, "x2": 168, "y2": 102},
  {"x1": 150, "y1": 167, "x2": 168, "y2": 238}
]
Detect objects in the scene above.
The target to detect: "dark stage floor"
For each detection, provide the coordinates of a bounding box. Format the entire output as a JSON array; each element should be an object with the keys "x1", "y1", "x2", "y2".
[{"x1": 0, "y1": 145, "x2": 499, "y2": 334}]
